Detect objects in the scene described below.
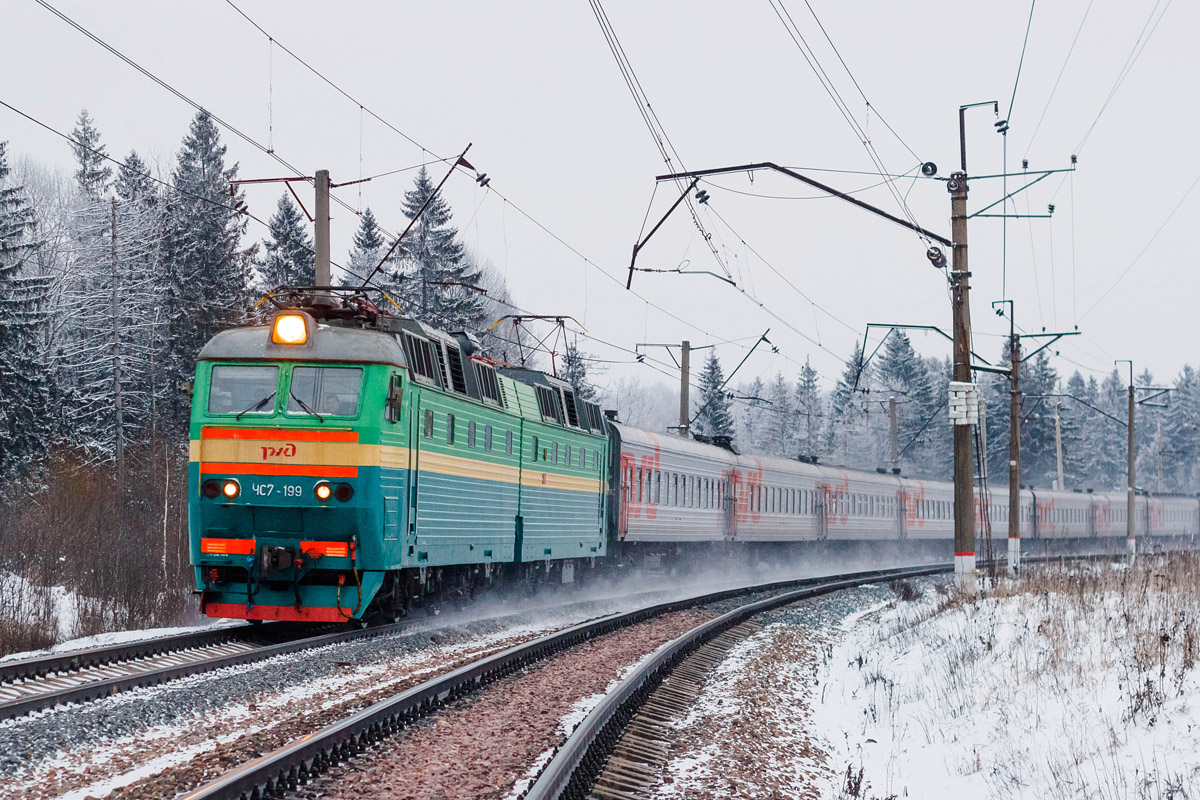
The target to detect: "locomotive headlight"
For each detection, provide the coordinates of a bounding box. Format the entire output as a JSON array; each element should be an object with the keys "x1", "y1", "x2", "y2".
[
  {"x1": 202, "y1": 480, "x2": 220, "y2": 499},
  {"x1": 314, "y1": 482, "x2": 333, "y2": 501},
  {"x1": 271, "y1": 313, "x2": 309, "y2": 345},
  {"x1": 221, "y1": 480, "x2": 240, "y2": 499}
]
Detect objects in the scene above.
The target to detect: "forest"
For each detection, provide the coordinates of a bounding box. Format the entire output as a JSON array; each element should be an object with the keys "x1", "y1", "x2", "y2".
[{"x1": 0, "y1": 109, "x2": 1196, "y2": 652}]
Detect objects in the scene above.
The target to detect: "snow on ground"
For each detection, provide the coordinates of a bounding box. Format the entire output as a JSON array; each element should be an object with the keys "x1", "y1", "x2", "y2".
[{"x1": 814, "y1": 565, "x2": 1200, "y2": 799}]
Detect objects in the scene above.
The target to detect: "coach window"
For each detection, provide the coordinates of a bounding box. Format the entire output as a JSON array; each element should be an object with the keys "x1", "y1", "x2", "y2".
[
  {"x1": 531, "y1": 436, "x2": 539, "y2": 461},
  {"x1": 446, "y1": 413, "x2": 455, "y2": 445},
  {"x1": 654, "y1": 471, "x2": 662, "y2": 503},
  {"x1": 485, "y1": 425, "x2": 493, "y2": 451},
  {"x1": 636, "y1": 468, "x2": 643, "y2": 503},
  {"x1": 423, "y1": 408, "x2": 434, "y2": 438}
]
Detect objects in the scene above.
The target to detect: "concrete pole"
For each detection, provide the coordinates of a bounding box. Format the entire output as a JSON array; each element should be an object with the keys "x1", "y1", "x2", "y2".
[
  {"x1": 1053, "y1": 398, "x2": 1065, "y2": 491},
  {"x1": 314, "y1": 169, "x2": 331, "y2": 287},
  {"x1": 950, "y1": 167, "x2": 975, "y2": 588},
  {"x1": 889, "y1": 396, "x2": 899, "y2": 472},
  {"x1": 679, "y1": 340, "x2": 690, "y2": 438},
  {"x1": 1008, "y1": 333, "x2": 1021, "y2": 575}
]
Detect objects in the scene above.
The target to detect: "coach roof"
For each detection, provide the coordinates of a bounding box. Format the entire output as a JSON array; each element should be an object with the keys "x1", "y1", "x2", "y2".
[{"x1": 198, "y1": 324, "x2": 408, "y2": 367}]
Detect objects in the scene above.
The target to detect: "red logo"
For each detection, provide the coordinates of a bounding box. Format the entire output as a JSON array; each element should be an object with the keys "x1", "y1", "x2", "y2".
[{"x1": 259, "y1": 443, "x2": 297, "y2": 460}]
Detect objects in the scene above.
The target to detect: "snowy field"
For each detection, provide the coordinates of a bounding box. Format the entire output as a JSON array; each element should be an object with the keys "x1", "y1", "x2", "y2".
[{"x1": 657, "y1": 557, "x2": 1200, "y2": 799}]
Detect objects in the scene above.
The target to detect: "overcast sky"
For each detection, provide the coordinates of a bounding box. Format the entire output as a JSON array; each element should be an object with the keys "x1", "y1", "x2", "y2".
[{"x1": 3, "y1": 0, "x2": 1196, "y2": 394}]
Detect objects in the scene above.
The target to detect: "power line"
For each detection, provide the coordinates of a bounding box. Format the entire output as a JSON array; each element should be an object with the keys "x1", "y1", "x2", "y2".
[
  {"x1": 1023, "y1": 0, "x2": 1093, "y2": 158},
  {"x1": 797, "y1": 0, "x2": 923, "y2": 164},
  {"x1": 1006, "y1": 0, "x2": 1038, "y2": 125},
  {"x1": 767, "y1": 0, "x2": 931, "y2": 249},
  {"x1": 1079, "y1": 170, "x2": 1200, "y2": 321}
]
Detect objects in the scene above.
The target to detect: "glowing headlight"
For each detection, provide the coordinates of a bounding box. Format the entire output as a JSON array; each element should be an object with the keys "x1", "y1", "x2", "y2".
[
  {"x1": 222, "y1": 480, "x2": 240, "y2": 499},
  {"x1": 271, "y1": 313, "x2": 308, "y2": 345},
  {"x1": 314, "y1": 482, "x2": 332, "y2": 501}
]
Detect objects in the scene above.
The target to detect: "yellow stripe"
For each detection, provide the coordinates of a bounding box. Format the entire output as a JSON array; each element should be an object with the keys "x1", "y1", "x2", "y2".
[
  {"x1": 417, "y1": 450, "x2": 520, "y2": 485},
  {"x1": 520, "y1": 470, "x2": 606, "y2": 494}
]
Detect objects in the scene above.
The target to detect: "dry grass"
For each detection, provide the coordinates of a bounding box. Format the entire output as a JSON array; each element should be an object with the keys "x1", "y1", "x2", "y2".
[
  {"x1": 0, "y1": 443, "x2": 197, "y2": 657},
  {"x1": 829, "y1": 554, "x2": 1200, "y2": 799}
]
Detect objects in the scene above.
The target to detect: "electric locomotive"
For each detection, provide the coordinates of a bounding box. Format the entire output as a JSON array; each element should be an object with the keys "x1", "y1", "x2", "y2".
[{"x1": 189, "y1": 288, "x2": 610, "y2": 622}]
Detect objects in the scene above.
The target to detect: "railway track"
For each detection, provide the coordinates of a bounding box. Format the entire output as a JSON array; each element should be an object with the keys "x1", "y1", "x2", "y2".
[
  {"x1": 175, "y1": 564, "x2": 945, "y2": 800},
  {"x1": 523, "y1": 565, "x2": 947, "y2": 800}
]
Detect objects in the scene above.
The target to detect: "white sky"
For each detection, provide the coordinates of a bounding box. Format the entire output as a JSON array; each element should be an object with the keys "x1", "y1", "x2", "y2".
[{"x1": 3, "y1": 0, "x2": 1196, "y2": 393}]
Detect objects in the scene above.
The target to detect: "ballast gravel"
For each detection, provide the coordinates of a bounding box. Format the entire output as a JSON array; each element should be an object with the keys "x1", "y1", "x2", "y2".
[
  {"x1": 309, "y1": 607, "x2": 720, "y2": 800},
  {"x1": 0, "y1": 588, "x2": 679, "y2": 800}
]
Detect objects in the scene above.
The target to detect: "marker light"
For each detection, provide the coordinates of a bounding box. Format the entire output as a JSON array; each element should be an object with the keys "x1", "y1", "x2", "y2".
[
  {"x1": 314, "y1": 482, "x2": 333, "y2": 501},
  {"x1": 271, "y1": 313, "x2": 308, "y2": 345},
  {"x1": 222, "y1": 480, "x2": 240, "y2": 499},
  {"x1": 202, "y1": 480, "x2": 220, "y2": 499},
  {"x1": 334, "y1": 484, "x2": 354, "y2": 502}
]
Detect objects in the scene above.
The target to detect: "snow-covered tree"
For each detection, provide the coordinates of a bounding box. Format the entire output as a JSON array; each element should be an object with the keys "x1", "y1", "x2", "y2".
[
  {"x1": 794, "y1": 357, "x2": 823, "y2": 460},
  {"x1": 561, "y1": 340, "x2": 598, "y2": 401},
  {"x1": 387, "y1": 166, "x2": 484, "y2": 332},
  {"x1": 736, "y1": 377, "x2": 768, "y2": 452},
  {"x1": 876, "y1": 331, "x2": 937, "y2": 474},
  {"x1": 160, "y1": 111, "x2": 252, "y2": 430},
  {"x1": 257, "y1": 193, "x2": 312, "y2": 289},
  {"x1": 69, "y1": 110, "x2": 112, "y2": 201},
  {"x1": 693, "y1": 351, "x2": 733, "y2": 437},
  {"x1": 0, "y1": 142, "x2": 54, "y2": 476},
  {"x1": 344, "y1": 207, "x2": 385, "y2": 286},
  {"x1": 765, "y1": 372, "x2": 797, "y2": 457}
]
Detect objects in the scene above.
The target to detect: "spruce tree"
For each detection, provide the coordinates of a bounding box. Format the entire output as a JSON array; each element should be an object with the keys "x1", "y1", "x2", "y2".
[
  {"x1": 693, "y1": 351, "x2": 733, "y2": 437},
  {"x1": 877, "y1": 332, "x2": 937, "y2": 473},
  {"x1": 764, "y1": 373, "x2": 796, "y2": 457},
  {"x1": 561, "y1": 341, "x2": 597, "y2": 401},
  {"x1": 794, "y1": 357, "x2": 823, "y2": 459},
  {"x1": 739, "y1": 377, "x2": 768, "y2": 451},
  {"x1": 160, "y1": 111, "x2": 252, "y2": 429},
  {"x1": 69, "y1": 109, "x2": 112, "y2": 200},
  {"x1": 391, "y1": 166, "x2": 484, "y2": 332},
  {"x1": 345, "y1": 207, "x2": 385, "y2": 286},
  {"x1": 0, "y1": 142, "x2": 53, "y2": 476},
  {"x1": 258, "y1": 192, "x2": 313, "y2": 289}
]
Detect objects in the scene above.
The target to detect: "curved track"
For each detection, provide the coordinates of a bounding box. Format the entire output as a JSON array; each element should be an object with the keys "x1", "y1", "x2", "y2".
[{"x1": 176, "y1": 565, "x2": 944, "y2": 800}]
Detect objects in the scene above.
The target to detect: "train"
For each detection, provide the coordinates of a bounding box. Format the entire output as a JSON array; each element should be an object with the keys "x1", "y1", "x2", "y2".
[{"x1": 188, "y1": 288, "x2": 1199, "y2": 622}]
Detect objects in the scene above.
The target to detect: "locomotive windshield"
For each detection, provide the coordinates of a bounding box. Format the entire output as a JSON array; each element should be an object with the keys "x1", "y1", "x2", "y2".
[
  {"x1": 287, "y1": 366, "x2": 363, "y2": 417},
  {"x1": 207, "y1": 365, "x2": 279, "y2": 415}
]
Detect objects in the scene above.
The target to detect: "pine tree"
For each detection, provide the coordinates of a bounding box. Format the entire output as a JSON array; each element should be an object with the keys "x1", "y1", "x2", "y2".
[
  {"x1": 0, "y1": 142, "x2": 53, "y2": 476},
  {"x1": 160, "y1": 111, "x2": 252, "y2": 429},
  {"x1": 794, "y1": 357, "x2": 823, "y2": 459},
  {"x1": 258, "y1": 193, "x2": 313, "y2": 289},
  {"x1": 69, "y1": 110, "x2": 113, "y2": 200},
  {"x1": 345, "y1": 207, "x2": 385, "y2": 286},
  {"x1": 561, "y1": 341, "x2": 598, "y2": 401},
  {"x1": 389, "y1": 166, "x2": 484, "y2": 332},
  {"x1": 693, "y1": 351, "x2": 733, "y2": 437}
]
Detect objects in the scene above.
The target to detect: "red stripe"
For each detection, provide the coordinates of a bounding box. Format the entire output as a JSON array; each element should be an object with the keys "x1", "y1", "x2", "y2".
[
  {"x1": 201, "y1": 537, "x2": 255, "y2": 555},
  {"x1": 201, "y1": 462, "x2": 358, "y2": 478},
  {"x1": 955, "y1": 552, "x2": 975, "y2": 556},
  {"x1": 204, "y1": 603, "x2": 351, "y2": 623},
  {"x1": 202, "y1": 428, "x2": 357, "y2": 443}
]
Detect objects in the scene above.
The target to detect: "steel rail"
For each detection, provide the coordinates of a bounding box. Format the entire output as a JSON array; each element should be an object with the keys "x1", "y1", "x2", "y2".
[
  {"x1": 175, "y1": 565, "x2": 944, "y2": 800},
  {"x1": 522, "y1": 564, "x2": 947, "y2": 800},
  {"x1": 0, "y1": 615, "x2": 443, "y2": 721}
]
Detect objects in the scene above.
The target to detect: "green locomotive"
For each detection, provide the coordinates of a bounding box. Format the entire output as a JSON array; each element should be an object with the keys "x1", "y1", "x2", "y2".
[{"x1": 189, "y1": 291, "x2": 609, "y2": 622}]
